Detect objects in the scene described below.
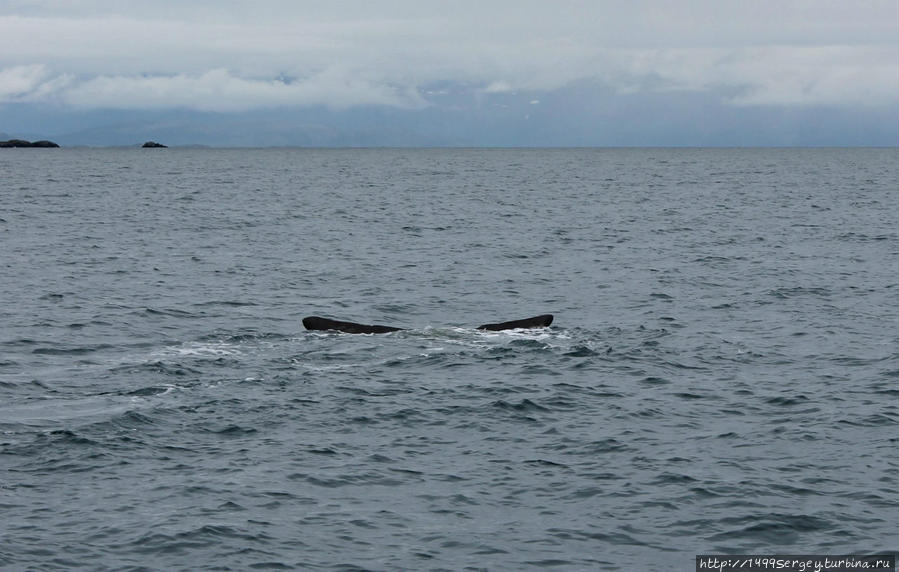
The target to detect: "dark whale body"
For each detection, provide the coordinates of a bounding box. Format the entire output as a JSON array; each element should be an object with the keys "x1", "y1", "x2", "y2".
[
  {"x1": 476, "y1": 314, "x2": 553, "y2": 331},
  {"x1": 302, "y1": 316, "x2": 403, "y2": 334},
  {"x1": 302, "y1": 314, "x2": 553, "y2": 334}
]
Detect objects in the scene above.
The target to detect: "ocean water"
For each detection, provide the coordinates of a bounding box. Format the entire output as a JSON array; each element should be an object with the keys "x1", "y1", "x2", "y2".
[{"x1": 1, "y1": 147, "x2": 897, "y2": 571}]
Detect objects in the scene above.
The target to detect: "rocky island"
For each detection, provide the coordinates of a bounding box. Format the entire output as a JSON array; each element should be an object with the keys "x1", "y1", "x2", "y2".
[
  {"x1": 0, "y1": 139, "x2": 60, "y2": 148},
  {"x1": 141, "y1": 141, "x2": 168, "y2": 148}
]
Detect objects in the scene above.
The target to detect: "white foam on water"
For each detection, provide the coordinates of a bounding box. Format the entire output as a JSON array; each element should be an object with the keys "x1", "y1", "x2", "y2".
[{"x1": 153, "y1": 341, "x2": 244, "y2": 358}]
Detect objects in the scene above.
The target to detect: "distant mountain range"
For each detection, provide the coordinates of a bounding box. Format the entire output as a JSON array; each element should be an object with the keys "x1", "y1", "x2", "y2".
[{"x1": 4, "y1": 81, "x2": 898, "y2": 147}]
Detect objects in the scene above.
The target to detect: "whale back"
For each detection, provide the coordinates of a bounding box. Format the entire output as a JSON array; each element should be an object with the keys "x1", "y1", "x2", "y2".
[
  {"x1": 302, "y1": 316, "x2": 404, "y2": 334},
  {"x1": 476, "y1": 314, "x2": 553, "y2": 331},
  {"x1": 303, "y1": 313, "x2": 554, "y2": 334}
]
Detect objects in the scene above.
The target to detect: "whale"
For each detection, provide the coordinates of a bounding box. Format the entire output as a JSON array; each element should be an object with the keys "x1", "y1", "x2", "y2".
[
  {"x1": 476, "y1": 314, "x2": 553, "y2": 331},
  {"x1": 302, "y1": 316, "x2": 404, "y2": 334},
  {"x1": 302, "y1": 314, "x2": 553, "y2": 334}
]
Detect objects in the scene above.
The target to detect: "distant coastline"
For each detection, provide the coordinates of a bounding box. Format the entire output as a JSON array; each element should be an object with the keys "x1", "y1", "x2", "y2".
[
  {"x1": 0, "y1": 139, "x2": 60, "y2": 148},
  {"x1": 0, "y1": 139, "x2": 179, "y2": 148}
]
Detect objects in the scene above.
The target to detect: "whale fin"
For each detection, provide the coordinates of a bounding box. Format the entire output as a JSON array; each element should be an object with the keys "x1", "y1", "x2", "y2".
[
  {"x1": 476, "y1": 314, "x2": 553, "y2": 331},
  {"x1": 302, "y1": 316, "x2": 404, "y2": 334}
]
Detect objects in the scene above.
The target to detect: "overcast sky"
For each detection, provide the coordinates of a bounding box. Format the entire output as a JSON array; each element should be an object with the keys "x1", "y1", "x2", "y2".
[{"x1": 1, "y1": 1, "x2": 897, "y2": 145}]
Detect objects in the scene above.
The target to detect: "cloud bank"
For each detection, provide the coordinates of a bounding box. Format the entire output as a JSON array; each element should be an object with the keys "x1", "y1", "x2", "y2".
[{"x1": 1, "y1": 1, "x2": 897, "y2": 114}]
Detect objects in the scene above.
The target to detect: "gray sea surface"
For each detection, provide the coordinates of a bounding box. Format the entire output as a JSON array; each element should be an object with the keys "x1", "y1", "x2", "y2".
[{"x1": 1, "y1": 147, "x2": 898, "y2": 571}]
